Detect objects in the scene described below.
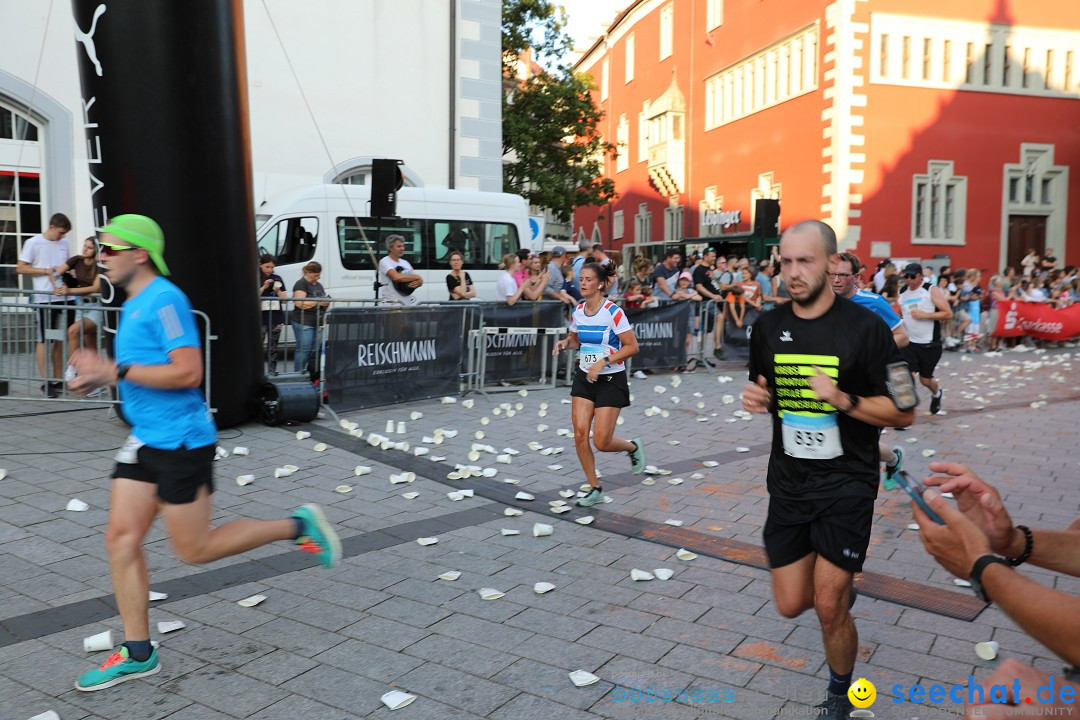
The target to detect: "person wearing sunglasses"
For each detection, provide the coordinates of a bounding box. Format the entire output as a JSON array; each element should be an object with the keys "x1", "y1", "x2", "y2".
[
  {"x1": 897, "y1": 262, "x2": 952, "y2": 414},
  {"x1": 67, "y1": 215, "x2": 341, "y2": 693}
]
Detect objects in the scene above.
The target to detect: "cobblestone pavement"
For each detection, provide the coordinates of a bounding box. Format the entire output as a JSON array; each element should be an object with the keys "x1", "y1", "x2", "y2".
[{"x1": 0, "y1": 346, "x2": 1077, "y2": 720}]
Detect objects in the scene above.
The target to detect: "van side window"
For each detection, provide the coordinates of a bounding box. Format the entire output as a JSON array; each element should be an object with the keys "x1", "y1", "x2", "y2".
[
  {"x1": 338, "y1": 217, "x2": 425, "y2": 270},
  {"x1": 433, "y1": 220, "x2": 519, "y2": 271},
  {"x1": 257, "y1": 217, "x2": 318, "y2": 267}
]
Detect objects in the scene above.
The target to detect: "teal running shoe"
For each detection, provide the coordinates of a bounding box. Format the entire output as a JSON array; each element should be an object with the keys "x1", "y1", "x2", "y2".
[
  {"x1": 76, "y1": 645, "x2": 160, "y2": 692},
  {"x1": 883, "y1": 446, "x2": 903, "y2": 491},
  {"x1": 292, "y1": 504, "x2": 342, "y2": 568},
  {"x1": 629, "y1": 437, "x2": 645, "y2": 475},
  {"x1": 577, "y1": 487, "x2": 606, "y2": 507}
]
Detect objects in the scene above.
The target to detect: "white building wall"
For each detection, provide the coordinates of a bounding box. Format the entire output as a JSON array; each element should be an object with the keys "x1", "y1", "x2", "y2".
[{"x1": 0, "y1": 0, "x2": 502, "y2": 240}]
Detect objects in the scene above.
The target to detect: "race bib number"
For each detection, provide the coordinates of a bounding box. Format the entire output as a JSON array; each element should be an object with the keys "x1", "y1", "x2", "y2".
[
  {"x1": 579, "y1": 344, "x2": 606, "y2": 371},
  {"x1": 780, "y1": 413, "x2": 842, "y2": 460},
  {"x1": 115, "y1": 434, "x2": 145, "y2": 464}
]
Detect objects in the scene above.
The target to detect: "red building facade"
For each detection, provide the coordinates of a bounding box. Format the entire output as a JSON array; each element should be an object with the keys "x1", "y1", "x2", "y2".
[{"x1": 573, "y1": 0, "x2": 1080, "y2": 274}]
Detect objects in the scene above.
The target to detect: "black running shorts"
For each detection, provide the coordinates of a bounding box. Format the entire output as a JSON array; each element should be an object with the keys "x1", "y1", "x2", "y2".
[
  {"x1": 114, "y1": 444, "x2": 216, "y2": 504},
  {"x1": 763, "y1": 494, "x2": 875, "y2": 574},
  {"x1": 901, "y1": 342, "x2": 942, "y2": 379},
  {"x1": 570, "y1": 369, "x2": 630, "y2": 408}
]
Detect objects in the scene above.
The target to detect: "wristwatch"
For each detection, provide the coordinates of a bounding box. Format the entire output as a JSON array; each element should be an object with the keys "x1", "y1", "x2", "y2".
[
  {"x1": 842, "y1": 393, "x2": 859, "y2": 413},
  {"x1": 969, "y1": 554, "x2": 1010, "y2": 602},
  {"x1": 116, "y1": 364, "x2": 132, "y2": 380}
]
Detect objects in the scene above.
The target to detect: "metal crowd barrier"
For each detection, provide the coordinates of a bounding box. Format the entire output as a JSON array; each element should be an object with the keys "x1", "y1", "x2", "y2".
[
  {"x1": 469, "y1": 325, "x2": 567, "y2": 396},
  {"x1": 0, "y1": 289, "x2": 214, "y2": 408}
]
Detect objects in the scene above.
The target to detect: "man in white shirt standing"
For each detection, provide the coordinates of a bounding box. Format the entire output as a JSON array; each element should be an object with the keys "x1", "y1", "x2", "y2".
[
  {"x1": 16, "y1": 213, "x2": 73, "y2": 397},
  {"x1": 377, "y1": 234, "x2": 422, "y2": 305}
]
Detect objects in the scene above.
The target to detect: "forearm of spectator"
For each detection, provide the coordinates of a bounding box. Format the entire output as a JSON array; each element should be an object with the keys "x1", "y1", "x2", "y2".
[
  {"x1": 980, "y1": 562, "x2": 1080, "y2": 666},
  {"x1": 999, "y1": 527, "x2": 1080, "y2": 577}
]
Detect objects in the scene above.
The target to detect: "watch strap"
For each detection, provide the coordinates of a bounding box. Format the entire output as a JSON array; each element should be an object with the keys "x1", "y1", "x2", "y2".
[
  {"x1": 970, "y1": 554, "x2": 1010, "y2": 602},
  {"x1": 116, "y1": 364, "x2": 131, "y2": 380}
]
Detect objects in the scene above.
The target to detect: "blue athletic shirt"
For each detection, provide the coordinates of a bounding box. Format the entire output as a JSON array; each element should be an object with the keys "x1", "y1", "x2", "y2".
[
  {"x1": 116, "y1": 276, "x2": 217, "y2": 450},
  {"x1": 850, "y1": 289, "x2": 902, "y2": 330},
  {"x1": 569, "y1": 299, "x2": 632, "y2": 375}
]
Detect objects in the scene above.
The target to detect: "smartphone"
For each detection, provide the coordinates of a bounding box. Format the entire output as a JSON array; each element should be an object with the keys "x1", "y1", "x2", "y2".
[
  {"x1": 886, "y1": 361, "x2": 919, "y2": 410},
  {"x1": 895, "y1": 471, "x2": 945, "y2": 525}
]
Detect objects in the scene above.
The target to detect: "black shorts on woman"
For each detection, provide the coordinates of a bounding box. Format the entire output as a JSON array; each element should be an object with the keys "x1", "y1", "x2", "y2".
[{"x1": 570, "y1": 368, "x2": 630, "y2": 408}]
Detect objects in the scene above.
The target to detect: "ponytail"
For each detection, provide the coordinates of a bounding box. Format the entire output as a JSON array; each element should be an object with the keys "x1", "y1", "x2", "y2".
[{"x1": 581, "y1": 261, "x2": 617, "y2": 294}]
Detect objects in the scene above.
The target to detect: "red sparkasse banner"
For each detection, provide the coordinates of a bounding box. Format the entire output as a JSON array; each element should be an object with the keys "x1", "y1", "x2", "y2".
[{"x1": 993, "y1": 301, "x2": 1080, "y2": 340}]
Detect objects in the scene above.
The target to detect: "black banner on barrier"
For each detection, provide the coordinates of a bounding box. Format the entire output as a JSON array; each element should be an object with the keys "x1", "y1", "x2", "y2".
[
  {"x1": 624, "y1": 302, "x2": 690, "y2": 370},
  {"x1": 479, "y1": 302, "x2": 565, "y2": 382},
  {"x1": 324, "y1": 307, "x2": 464, "y2": 411}
]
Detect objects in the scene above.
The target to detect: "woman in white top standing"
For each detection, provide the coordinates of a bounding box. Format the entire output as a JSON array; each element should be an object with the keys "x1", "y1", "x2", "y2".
[
  {"x1": 552, "y1": 262, "x2": 645, "y2": 507},
  {"x1": 496, "y1": 253, "x2": 528, "y2": 305}
]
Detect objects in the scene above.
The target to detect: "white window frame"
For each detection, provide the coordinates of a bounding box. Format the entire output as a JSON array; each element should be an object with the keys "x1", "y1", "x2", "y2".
[
  {"x1": 613, "y1": 210, "x2": 625, "y2": 240},
  {"x1": 659, "y1": 4, "x2": 674, "y2": 61},
  {"x1": 625, "y1": 33, "x2": 635, "y2": 83},
  {"x1": 616, "y1": 114, "x2": 629, "y2": 172},
  {"x1": 911, "y1": 160, "x2": 967, "y2": 246},
  {"x1": 664, "y1": 203, "x2": 684, "y2": 243},
  {"x1": 601, "y1": 58, "x2": 609, "y2": 101},
  {"x1": 706, "y1": 0, "x2": 723, "y2": 32},
  {"x1": 635, "y1": 203, "x2": 652, "y2": 244},
  {"x1": 703, "y1": 24, "x2": 819, "y2": 130},
  {"x1": 637, "y1": 100, "x2": 650, "y2": 163}
]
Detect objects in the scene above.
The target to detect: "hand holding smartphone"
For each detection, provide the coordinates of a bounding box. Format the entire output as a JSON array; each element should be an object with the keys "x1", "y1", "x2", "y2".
[{"x1": 895, "y1": 471, "x2": 945, "y2": 524}]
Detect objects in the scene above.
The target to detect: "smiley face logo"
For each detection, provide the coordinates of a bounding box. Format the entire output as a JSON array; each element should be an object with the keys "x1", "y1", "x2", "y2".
[{"x1": 848, "y1": 678, "x2": 877, "y2": 709}]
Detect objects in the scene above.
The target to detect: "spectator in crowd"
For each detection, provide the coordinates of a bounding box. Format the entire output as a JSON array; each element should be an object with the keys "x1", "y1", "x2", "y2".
[
  {"x1": 692, "y1": 248, "x2": 725, "y2": 362},
  {"x1": 16, "y1": 212, "x2": 73, "y2": 397},
  {"x1": 522, "y1": 255, "x2": 549, "y2": 301},
  {"x1": 715, "y1": 255, "x2": 739, "y2": 295},
  {"x1": 590, "y1": 244, "x2": 611, "y2": 267},
  {"x1": 622, "y1": 279, "x2": 658, "y2": 309},
  {"x1": 606, "y1": 253, "x2": 623, "y2": 300},
  {"x1": 922, "y1": 265, "x2": 935, "y2": 286},
  {"x1": 671, "y1": 271, "x2": 703, "y2": 366},
  {"x1": 57, "y1": 236, "x2": 103, "y2": 360},
  {"x1": 880, "y1": 274, "x2": 901, "y2": 314},
  {"x1": 290, "y1": 261, "x2": 329, "y2": 375},
  {"x1": 873, "y1": 258, "x2": 891, "y2": 292},
  {"x1": 1021, "y1": 248, "x2": 1039, "y2": 277},
  {"x1": 772, "y1": 262, "x2": 791, "y2": 308},
  {"x1": 1001, "y1": 265, "x2": 1017, "y2": 292},
  {"x1": 987, "y1": 276, "x2": 1007, "y2": 350},
  {"x1": 755, "y1": 259, "x2": 778, "y2": 312},
  {"x1": 1027, "y1": 275, "x2": 1049, "y2": 303},
  {"x1": 1008, "y1": 278, "x2": 1031, "y2": 302},
  {"x1": 378, "y1": 234, "x2": 422, "y2": 305},
  {"x1": 725, "y1": 284, "x2": 747, "y2": 330},
  {"x1": 651, "y1": 249, "x2": 681, "y2": 299},
  {"x1": 497, "y1": 253, "x2": 528, "y2": 305},
  {"x1": 913, "y1": 462, "x2": 1080, "y2": 716},
  {"x1": 1041, "y1": 250, "x2": 1059, "y2": 273},
  {"x1": 543, "y1": 247, "x2": 575, "y2": 304},
  {"x1": 631, "y1": 257, "x2": 655, "y2": 291},
  {"x1": 258, "y1": 253, "x2": 287, "y2": 374},
  {"x1": 959, "y1": 269, "x2": 983, "y2": 352},
  {"x1": 513, "y1": 248, "x2": 531, "y2": 287},
  {"x1": 739, "y1": 266, "x2": 764, "y2": 321},
  {"x1": 561, "y1": 264, "x2": 583, "y2": 303},
  {"x1": 445, "y1": 250, "x2": 476, "y2": 301}
]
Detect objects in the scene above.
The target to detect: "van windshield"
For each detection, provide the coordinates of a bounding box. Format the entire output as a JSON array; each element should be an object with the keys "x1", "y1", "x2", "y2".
[{"x1": 337, "y1": 217, "x2": 518, "y2": 271}]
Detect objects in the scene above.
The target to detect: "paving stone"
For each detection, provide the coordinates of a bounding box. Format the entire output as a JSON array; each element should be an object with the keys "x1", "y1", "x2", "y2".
[
  {"x1": 395, "y1": 661, "x2": 519, "y2": 716},
  {"x1": 281, "y1": 664, "x2": 387, "y2": 715},
  {"x1": 428, "y1": 613, "x2": 535, "y2": 650},
  {"x1": 339, "y1": 615, "x2": 433, "y2": 652},
  {"x1": 402, "y1": 634, "x2": 518, "y2": 678},
  {"x1": 237, "y1": 649, "x2": 320, "y2": 687},
  {"x1": 503, "y1": 607, "x2": 598, "y2": 642},
  {"x1": 158, "y1": 663, "x2": 288, "y2": 716},
  {"x1": 367, "y1": 595, "x2": 454, "y2": 628},
  {"x1": 313, "y1": 638, "x2": 425, "y2": 682},
  {"x1": 489, "y1": 692, "x2": 599, "y2": 720},
  {"x1": 491, "y1": 657, "x2": 610, "y2": 711},
  {"x1": 570, "y1": 600, "x2": 660, "y2": 633},
  {"x1": 578, "y1": 624, "x2": 676, "y2": 663},
  {"x1": 658, "y1": 644, "x2": 762, "y2": 687}
]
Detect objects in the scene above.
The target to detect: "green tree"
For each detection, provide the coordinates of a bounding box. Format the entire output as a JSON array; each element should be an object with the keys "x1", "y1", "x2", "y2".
[{"x1": 502, "y1": 0, "x2": 617, "y2": 222}]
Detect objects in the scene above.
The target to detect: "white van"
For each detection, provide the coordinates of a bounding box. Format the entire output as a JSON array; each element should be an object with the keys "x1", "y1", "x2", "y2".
[{"x1": 255, "y1": 184, "x2": 528, "y2": 302}]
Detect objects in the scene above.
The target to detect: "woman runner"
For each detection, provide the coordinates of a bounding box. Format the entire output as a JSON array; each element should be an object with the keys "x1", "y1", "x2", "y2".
[{"x1": 553, "y1": 262, "x2": 646, "y2": 506}]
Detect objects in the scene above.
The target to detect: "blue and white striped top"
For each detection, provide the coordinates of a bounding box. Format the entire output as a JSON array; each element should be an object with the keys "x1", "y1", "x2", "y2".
[{"x1": 570, "y1": 299, "x2": 632, "y2": 375}]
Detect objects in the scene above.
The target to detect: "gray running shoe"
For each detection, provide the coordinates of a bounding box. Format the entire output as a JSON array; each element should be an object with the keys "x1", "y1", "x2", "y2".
[
  {"x1": 629, "y1": 437, "x2": 645, "y2": 475},
  {"x1": 577, "y1": 487, "x2": 605, "y2": 507}
]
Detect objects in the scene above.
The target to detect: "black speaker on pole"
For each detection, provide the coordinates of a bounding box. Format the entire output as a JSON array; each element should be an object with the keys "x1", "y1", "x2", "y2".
[
  {"x1": 371, "y1": 158, "x2": 404, "y2": 218},
  {"x1": 753, "y1": 199, "x2": 781, "y2": 237}
]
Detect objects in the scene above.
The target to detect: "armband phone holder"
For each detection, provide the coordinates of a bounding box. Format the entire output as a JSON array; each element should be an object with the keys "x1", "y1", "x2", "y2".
[{"x1": 886, "y1": 361, "x2": 919, "y2": 410}]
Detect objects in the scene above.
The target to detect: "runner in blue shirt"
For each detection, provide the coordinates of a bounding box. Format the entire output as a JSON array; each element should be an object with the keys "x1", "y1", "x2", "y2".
[
  {"x1": 69, "y1": 215, "x2": 341, "y2": 692},
  {"x1": 831, "y1": 252, "x2": 910, "y2": 490}
]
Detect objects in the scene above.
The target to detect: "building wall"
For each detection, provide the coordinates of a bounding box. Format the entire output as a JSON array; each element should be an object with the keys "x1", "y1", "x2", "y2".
[
  {"x1": 573, "y1": 0, "x2": 1080, "y2": 274},
  {"x1": 0, "y1": 0, "x2": 503, "y2": 253}
]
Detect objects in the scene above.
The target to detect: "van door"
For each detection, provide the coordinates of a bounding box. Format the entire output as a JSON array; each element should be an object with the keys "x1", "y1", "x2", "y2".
[{"x1": 257, "y1": 215, "x2": 322, "y2": 290}]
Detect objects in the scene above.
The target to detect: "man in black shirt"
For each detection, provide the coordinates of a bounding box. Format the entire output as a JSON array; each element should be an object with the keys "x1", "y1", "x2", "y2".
[
  {"x1": 743, "y1": 220, "x2": 915, "y2": 720},
  {"x1": 692, "y1": 248, "x2": 725, "y2": 361}
]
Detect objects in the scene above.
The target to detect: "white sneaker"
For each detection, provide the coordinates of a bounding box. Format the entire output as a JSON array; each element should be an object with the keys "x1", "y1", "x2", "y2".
[{"x1": 633, "y1": 370, "x2": 647, "y2": 379}]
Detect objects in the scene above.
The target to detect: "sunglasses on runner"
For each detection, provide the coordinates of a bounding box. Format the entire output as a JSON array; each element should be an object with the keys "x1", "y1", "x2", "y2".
[{"x1": 99, "y1": 243, "x2": 139, "y2": 256}]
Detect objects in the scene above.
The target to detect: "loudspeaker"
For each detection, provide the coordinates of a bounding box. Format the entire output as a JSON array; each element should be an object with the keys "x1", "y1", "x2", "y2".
[
  {"x1": 258, "y1": 374, "x2": 320, "y2": 426},
  {"x1": 371, "y1": 158, "x2": 404, "y2": 218},
  {"x1": 753, "y1": 199, "x2": 780, "y2": 237}
]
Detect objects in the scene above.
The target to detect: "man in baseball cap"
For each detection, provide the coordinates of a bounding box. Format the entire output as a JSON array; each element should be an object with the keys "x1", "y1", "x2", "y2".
[
  {"x1": 98, "y1": 214, "x2": 171, "y2": 276},
  {"x1": 70, "y1": 213, "x2": 342, "y2": 692}
]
